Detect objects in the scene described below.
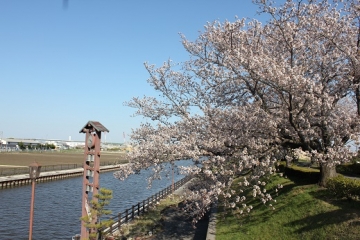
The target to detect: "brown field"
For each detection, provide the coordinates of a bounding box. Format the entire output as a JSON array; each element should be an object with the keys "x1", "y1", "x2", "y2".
[{"x1": 0, "y1": 151, "x2": 128, "y2": 167}]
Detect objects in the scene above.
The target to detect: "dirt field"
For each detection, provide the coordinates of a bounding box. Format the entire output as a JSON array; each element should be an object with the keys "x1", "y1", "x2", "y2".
[{"x1": 0, "y1": 151, "x2": 128, "y2": 167}]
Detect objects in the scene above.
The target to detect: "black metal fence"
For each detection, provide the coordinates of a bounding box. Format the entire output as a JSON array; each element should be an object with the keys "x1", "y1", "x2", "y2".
[{"x1": 101, "y1": 175, "x2": 192, "y2": 238}]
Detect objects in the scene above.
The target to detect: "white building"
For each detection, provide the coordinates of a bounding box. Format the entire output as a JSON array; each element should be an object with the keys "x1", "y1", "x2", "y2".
[{"x1": 0, "y1": 138, "x2": 41, "y2": 150}]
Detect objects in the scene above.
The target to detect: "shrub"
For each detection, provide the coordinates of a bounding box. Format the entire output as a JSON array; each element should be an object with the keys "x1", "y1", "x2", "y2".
[
  {"x1": 18, "y1": 142, "x2": 26, "y2": 150},
  {"x1": 277, "y1": 163, "x2": 320, "y2": 184},
  {"x1": 326, "y1": 175, "x2": 360, "y2": 200},
  {"x1": 336, "y1": 163, "x2": 360, "y2": 176}
]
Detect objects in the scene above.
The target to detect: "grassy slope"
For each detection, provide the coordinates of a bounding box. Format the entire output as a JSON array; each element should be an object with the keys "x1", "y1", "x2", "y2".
[
  {"x1": 216, "y1": 175, "x2": 360, "y2": 240},
  {"x1": 118, "y1": 195, "x2": 183, "y2": 239}
]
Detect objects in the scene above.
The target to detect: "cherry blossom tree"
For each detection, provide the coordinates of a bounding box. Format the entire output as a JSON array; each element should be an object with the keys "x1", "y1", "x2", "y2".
[{"x1": 115, "y1": 0, "x2": 360, "y2": 223}]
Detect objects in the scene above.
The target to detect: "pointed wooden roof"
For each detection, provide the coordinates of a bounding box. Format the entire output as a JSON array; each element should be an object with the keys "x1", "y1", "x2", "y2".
[{"x1": 79, "y1": 121, "x2": 109, "y2": 133}]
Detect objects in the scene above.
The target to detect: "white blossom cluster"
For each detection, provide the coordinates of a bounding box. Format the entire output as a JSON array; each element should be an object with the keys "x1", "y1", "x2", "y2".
[{"x1": 115, "y1": 0, "x2": 360, "y2": 224}]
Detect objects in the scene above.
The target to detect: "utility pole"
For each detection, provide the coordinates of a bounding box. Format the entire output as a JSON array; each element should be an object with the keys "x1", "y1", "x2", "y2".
[{"x1": 0, "y1": 131, "x2": 3, "y2": 150}]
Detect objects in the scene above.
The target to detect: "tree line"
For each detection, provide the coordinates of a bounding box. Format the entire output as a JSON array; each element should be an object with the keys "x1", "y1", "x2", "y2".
[{"x1": 18, "y1": 142, "x2": 56, "y2": 150}]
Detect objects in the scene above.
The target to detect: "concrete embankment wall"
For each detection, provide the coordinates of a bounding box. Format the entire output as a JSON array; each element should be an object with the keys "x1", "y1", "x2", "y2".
[{"x1": 0, "y1": 165, "x2": 121, "y2": 189}]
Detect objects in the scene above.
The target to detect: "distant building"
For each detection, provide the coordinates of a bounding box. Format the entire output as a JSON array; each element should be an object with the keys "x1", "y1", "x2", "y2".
[
  {"x1": 0, "y1": 137, "x2": 121, "y2": 151},
  {"x1": 64, "y1": 140, "x2": 84, "y2": 149},
  {"x1": 0, "y1": 138, "x2": 41, "y2": 150}
]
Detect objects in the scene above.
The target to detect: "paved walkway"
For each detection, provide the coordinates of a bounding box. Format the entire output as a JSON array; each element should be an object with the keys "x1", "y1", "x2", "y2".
[{"x1": 147, "y1": 180, "x2": 216, "y2": 240}]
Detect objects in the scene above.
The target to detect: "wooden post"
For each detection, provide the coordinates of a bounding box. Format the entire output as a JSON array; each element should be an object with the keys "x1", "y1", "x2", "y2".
[
  {"x1": 132, "y1": 205, "x2": 135, "y2": 220},
  {"x1": 79, "y1": 121, "x2": 109, "y2": 239},
  {"x1": 118, "y1": 213, "x2": 122, "y2": 229},
  {"x1": 110, "y1": 218, "x2": 113, "y2": 234},
  {"x1": 137, "y1": 203, "x2": 140, "y2": 216}
]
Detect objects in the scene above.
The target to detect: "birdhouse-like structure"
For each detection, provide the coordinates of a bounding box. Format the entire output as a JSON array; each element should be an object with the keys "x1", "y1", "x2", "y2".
[{"x1": 79, "y1": 121, "x2": 109, "y2": 239}]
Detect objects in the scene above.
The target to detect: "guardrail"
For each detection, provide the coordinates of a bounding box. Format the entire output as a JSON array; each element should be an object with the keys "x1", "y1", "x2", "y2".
[
  {"x1": 0, "y1": 160, "x2": 127, "y2": 177},
  {"x1": 101, "y1": 175, "x2": 192, "y2": 238}
]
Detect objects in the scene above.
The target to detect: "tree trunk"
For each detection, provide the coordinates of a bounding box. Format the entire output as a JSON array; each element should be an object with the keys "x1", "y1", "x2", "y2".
[
  {"x1": 356, "y1": 85, "x2": 360, "y2": 116},
  {"x1": 286, "y1": 159, "x2": 291, "y2": 167},
  {"x1": 319, "y1": 163, "x2": 337, "y2": 187}
]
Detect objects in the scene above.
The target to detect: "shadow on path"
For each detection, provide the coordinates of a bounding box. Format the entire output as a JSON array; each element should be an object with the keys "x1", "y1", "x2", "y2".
[{"x1": 152, "y1": 204, "x2": 209, "y2": 240}]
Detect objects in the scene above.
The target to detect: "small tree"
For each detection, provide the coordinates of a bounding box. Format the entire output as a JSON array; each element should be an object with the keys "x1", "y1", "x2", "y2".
[
  {"x1": 81, "y1": 188, "x2": 115, "y2": 240},
  {"x1": 18, "y1": 142, "x2": 25, "y2": 150},
  {"x1": 46, "y1": 143, "x2": 56, "y2": 149}
]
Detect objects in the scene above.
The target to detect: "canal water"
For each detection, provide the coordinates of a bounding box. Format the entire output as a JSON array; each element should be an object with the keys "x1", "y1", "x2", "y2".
[{"x1": 0, "y1": 160, "x2": 193, "y2": 240}]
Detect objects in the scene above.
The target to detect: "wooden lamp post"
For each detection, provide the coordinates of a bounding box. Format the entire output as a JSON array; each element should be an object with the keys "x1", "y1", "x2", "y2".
[
  {"x1": 28, "y1": 161, "x2": 41, "y2": 240},
  {"x1": 79, "y1": 121, "x2": 109, "y2": 239}
]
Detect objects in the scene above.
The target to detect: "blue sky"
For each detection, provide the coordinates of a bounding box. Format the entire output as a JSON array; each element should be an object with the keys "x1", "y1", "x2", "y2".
[{"x1": 0, "y1": 0, "x2": 272, "y2": 143}]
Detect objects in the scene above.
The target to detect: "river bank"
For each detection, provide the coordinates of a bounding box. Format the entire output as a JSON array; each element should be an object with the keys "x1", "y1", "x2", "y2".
[
  {"x1": 0, "y1": 164, "x2": 123, "y2": 188},
  {"x1": 113, "y1": 178, "x2": 216, "y2": 240},
  {"x1": 0, "y1": 160, "x2": 195, "y2": 240}
]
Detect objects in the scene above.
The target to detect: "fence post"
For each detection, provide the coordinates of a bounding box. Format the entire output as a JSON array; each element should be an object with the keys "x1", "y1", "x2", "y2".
[
  {"x1": 125, "y1": 209, "x2": 129, "y2": 223},
  {"x1": 110, "y1": 217, "x2": 113, "y2": 234},
  {"x1": 143, "y1": 200, "x2": 146, "y2": 213},
  {"x1": 118, "y1": 213, "x2": 122, "y2": 229},
  {"x1": 132, "y1": 205, "x2": 135, "y2": 220},
  {"x1": 137, "y1": 203, "x2": 140, "y2": 216}
]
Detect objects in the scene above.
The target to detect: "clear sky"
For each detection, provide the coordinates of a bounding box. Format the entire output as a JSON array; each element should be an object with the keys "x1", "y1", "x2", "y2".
[{"x1": 0, "y1": 0, "x2": 273, "y2": 143}]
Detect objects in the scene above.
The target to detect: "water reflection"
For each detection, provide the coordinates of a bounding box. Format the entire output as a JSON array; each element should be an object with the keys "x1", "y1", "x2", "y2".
[{"x1": 0, "y1": 159, "x2": 194, "y2": 240}]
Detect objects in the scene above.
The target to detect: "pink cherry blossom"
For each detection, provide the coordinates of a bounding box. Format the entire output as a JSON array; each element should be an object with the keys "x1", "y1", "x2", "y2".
[{"x1": 115, "y1": 0, "x2": 360, "y2": 224}]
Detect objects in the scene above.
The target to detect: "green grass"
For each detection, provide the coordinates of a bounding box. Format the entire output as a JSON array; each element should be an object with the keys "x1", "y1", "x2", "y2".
[
  {"x1": 289, "y1": 164, "x2": 320, "y2": 172},
  {"x1": 216, "y1": 175, "x2": 360, "y2": 240}
]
